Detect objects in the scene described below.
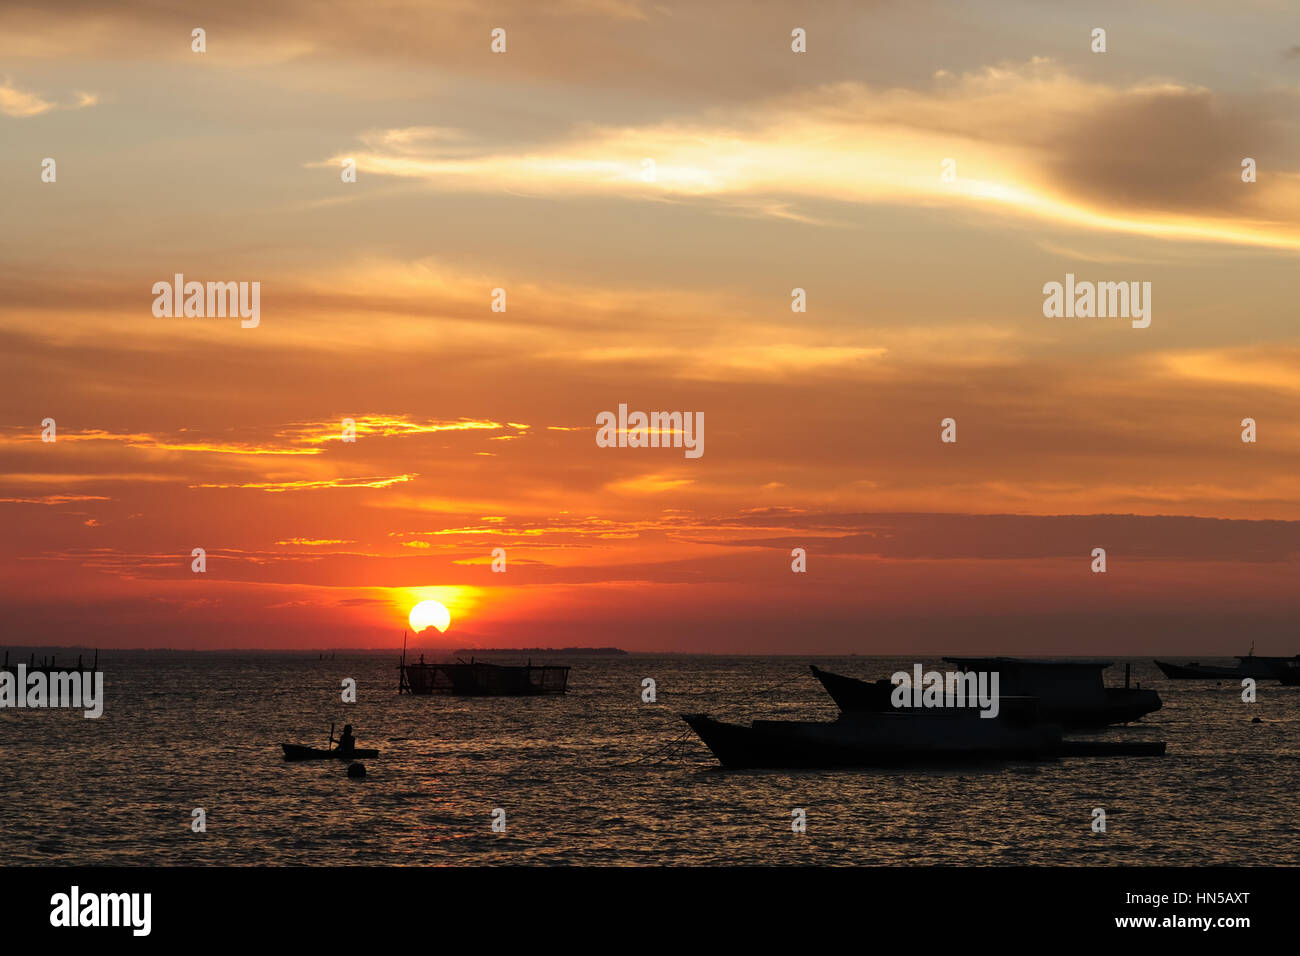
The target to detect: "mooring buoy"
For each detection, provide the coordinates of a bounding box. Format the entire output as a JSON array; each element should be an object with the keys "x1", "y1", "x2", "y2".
[{"x1": 347, "y1": 762, "x2": 366, "y2": 778}]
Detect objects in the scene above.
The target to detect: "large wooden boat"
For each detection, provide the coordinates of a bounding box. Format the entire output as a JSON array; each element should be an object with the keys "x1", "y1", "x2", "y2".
[
  {"x1": 810, "y1": 659, "x2": 1161, "y2": 729},
  {"x1": 682, "y1": 666, "x2": 1167, "y2": 769},
  {"x1": 682, "y1": 710, "x2": 1167, "y2": 768},
  {"x1": 681, "y1": 710, "x2": 1064, "y2": 768}
]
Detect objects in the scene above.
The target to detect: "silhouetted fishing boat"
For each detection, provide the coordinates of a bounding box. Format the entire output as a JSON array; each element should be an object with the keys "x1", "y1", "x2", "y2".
[
  {"x1": 810, "y1": 658, "x2": 1161, "y2": 728},
  {"x1": 682, "y1": 711, "x2": 1064, "y2": 768},
  {"x1": 682, "y1": 709, "x2": 1167, "y2": 768},
  {"x1": 1153, "y1": 648, "x2": 1300, "y2": 682},
  {"x1": 281, "y1": 744, "x2": 379, "y2": 761},
  {"x1": 1153, "y1": 661, "x2": 1238, "y2": 679},
  {"x1": 681, "y1": 663, "x2": 1168, "y2": 769}
]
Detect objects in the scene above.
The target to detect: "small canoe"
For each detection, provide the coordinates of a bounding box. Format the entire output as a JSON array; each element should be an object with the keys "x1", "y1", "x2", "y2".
[{"x1": 281, "y1": 743, "x2": 379, "y2": 762}]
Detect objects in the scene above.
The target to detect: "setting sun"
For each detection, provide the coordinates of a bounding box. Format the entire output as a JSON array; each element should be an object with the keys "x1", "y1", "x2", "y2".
[{"x1": 409, "y1": 600, "x2": 451, "y2": 634}]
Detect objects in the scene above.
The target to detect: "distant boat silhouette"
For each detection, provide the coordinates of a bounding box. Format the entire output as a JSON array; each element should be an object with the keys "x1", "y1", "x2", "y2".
[{"x1": 1154, "y1": 646, "x2": 1300, "y2": 682}]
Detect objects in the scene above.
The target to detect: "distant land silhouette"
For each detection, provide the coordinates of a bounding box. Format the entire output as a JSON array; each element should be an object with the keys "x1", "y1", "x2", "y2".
[{"x1": 453, "y1": 647, "x2": 627, "y2": 655}]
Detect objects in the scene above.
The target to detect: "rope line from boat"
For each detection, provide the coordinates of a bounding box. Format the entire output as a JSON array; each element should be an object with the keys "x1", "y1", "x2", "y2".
[
  {"x1": 715, "y1": 671, "x2": 808, "y2": 720},
  {"x1": 651, "y1": 729, "x2": 694, "y2": 765},
  {"x1": 617, "y1": 727, "x2": 694, "y2": 766},
  {"x1": 618, "y1": 670, "x2": 810, "y2": 767}
]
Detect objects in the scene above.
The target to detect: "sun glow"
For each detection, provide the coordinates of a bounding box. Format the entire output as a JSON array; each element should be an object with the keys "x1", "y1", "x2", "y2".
[
  {"x1": 391, "y1": 585, "x2": 484, "y2": 635},
  {"x1": 409, "y1": 599, "x2": 451, "y2": 633}
]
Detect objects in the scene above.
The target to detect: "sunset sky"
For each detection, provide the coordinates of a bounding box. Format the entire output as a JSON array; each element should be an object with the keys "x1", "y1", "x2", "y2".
[{"x1": 3, "y1": 1, "x2": 1300, "y2": 653}]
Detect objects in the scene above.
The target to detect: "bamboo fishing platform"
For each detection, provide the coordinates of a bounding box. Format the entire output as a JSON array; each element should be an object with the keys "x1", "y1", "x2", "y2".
[
  {"x1": 2, "y1": 649, "x2": 98, "y2": 675},
  {"x1": 399, "y1": 656, "x2": 570, "y2": 696},
  {"x1": 398, "y1": 634, "x2": 570, "y2": 696}
]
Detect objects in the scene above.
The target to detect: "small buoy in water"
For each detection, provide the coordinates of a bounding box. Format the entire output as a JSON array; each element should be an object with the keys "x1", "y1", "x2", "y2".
[
  {"x1": 1251, "y1": 717, "x2": 1262, "y2": 724},
  {"x1": 347, "y1": 762, "x2": 366, "y2": 778}
]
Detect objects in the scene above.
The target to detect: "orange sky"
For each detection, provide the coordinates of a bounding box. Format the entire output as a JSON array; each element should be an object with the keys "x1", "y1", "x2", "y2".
[{"x1": 3, "y1": 1, "x2": 1300, "y2": 652}]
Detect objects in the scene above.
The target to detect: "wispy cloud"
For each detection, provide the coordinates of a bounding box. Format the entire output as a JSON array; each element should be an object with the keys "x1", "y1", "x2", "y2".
[
  {"x1": 275, "y1": 538, "x2": 355, "y2": 546},
  {"x1": 0, "y1": 78, "x2": 98, "y2": 117},
  {"x1": 0, "y1": 494, "x2": 111, "y2": 504},
  {"x1": 329, "y1": 61, "x2": 1300, "y2": 251},
  {"x1": 283, "y1": 416, "x2": 528, "y2": 445},
  {"x1": 190, "y1": 474, "x2": 419, "y2": 492},
  {"x1": 0, "y1": 428, "x2": 321, "y2": 456}
]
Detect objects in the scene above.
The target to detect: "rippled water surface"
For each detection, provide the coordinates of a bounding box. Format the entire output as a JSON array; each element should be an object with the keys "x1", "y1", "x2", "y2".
[{"x1": 3, "y1": 654, "x2": 1296, "y2": 865}]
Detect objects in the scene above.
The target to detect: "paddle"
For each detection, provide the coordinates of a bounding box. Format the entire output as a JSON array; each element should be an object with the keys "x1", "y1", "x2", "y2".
[{"x1": 327, "y1": 722, "x2": 335, "y2": 752}]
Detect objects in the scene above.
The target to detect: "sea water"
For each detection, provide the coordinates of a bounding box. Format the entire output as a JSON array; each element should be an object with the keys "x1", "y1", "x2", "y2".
[{"x1": 1, "y1": 654, "x2": 1295, "y2": 865}]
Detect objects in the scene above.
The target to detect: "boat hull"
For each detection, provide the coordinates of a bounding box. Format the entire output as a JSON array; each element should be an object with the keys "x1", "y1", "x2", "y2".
[
  {"x1": 681, "y1": 712, "x2": 1064, "y2": 769},
  {"x1": 681, "y1": 714, "x2": 1166, "y2": 768},
  {"x1": 1154, "y1": 660, "x2": 1241, "y2": 679},
  {"x1": 281, "y1": 744, "x2": 379, "y2": 761},
  {"x1": 1154, "y1": 657, "x2": 1300, "y2": 681}
]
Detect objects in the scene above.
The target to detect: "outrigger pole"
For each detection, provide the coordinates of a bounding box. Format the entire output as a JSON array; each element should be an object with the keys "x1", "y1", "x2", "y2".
[{"x1": 398, "y1": 630, "x2": 408, "y2": 694}]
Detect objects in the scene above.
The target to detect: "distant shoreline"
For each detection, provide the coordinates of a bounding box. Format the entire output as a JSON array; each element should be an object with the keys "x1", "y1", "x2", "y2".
[
  {"x1": 452, "y1": 647, "x2": 627, "y2": 655},
  {"x1": 0, "y1": 644, "x2": 634, "y2": 656},
  {"x1": 0, "y1": 645, "x2": 1255, "y2": 659}
]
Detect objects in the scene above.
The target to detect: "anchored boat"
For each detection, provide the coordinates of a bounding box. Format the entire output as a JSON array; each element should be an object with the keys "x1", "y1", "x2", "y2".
[
  {"x1": 1153, "y1": 649, "x2": 1300, "y2": 682},
  {"x1": 682, "y1": 664, "x2": 1167, "y2": 769},
  {"x1": 811, "y1": 658, "x2": 1161, "y2": 729},
  {"x1": 682, "y1": 711, "x2": 1165, "y2": 769},
  {"x1": 682, "y1": 710, "x2": 1063, "y2": 768}
]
